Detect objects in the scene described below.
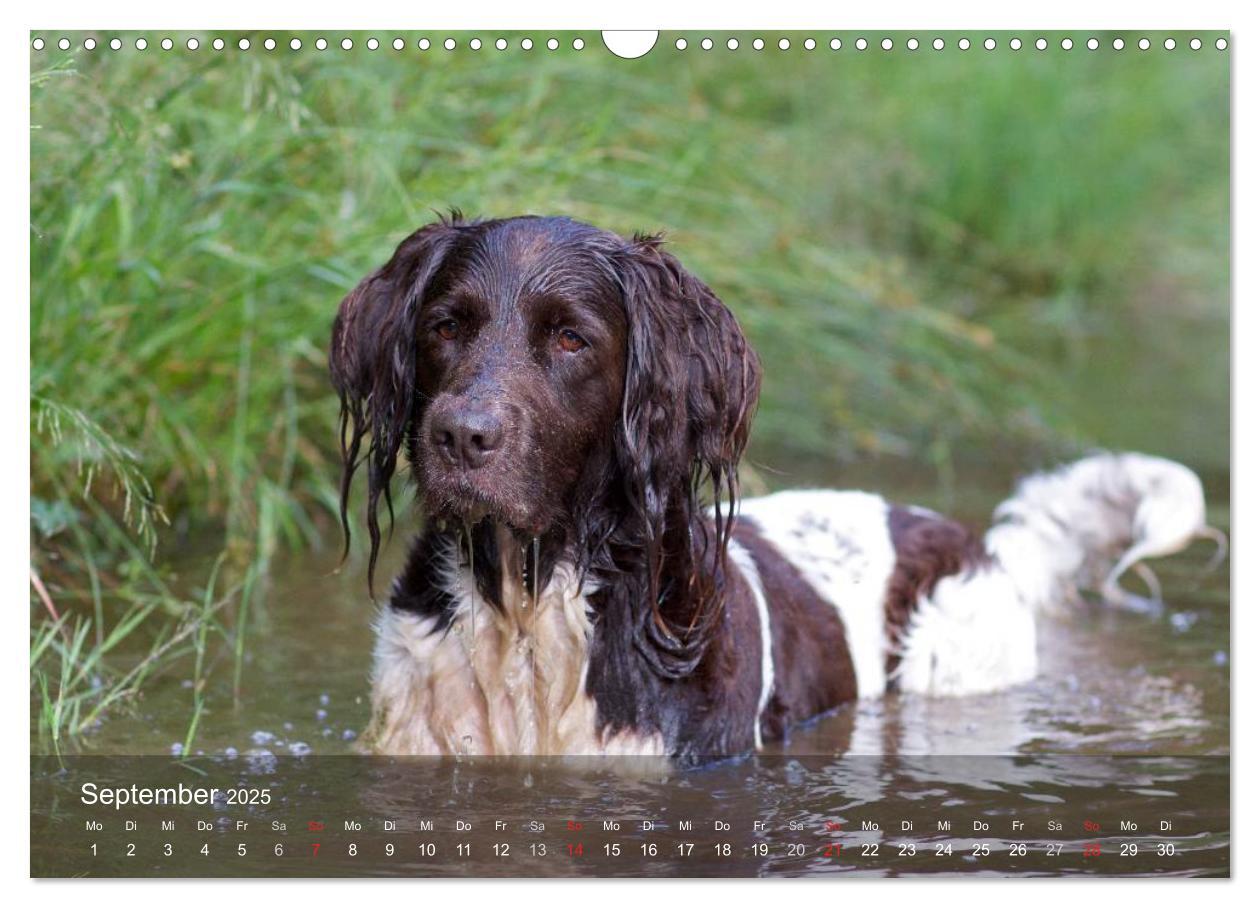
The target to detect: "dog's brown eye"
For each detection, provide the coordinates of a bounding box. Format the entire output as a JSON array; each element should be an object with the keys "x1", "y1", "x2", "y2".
[
  {"x1": 557, "y1": 328, "x2": 586, "y2": 353},
  {"x1": 434, "y1": 318, "x2": 459, "y2": 341}
]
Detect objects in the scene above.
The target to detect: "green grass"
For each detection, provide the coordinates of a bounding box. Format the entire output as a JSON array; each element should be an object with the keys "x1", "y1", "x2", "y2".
[{"x1": 29, "y1": 31, "x2": 1229, "y2": 747}]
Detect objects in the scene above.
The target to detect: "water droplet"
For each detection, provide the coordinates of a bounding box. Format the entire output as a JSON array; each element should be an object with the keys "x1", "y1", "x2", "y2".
[
  {"x1": 532, "y1": 536, "x2": 540, "y2": 601},
  {"x1": 246, "y1": 752, "x2": 279, "y2": 774},
  {"x1": 520, "y1": 542, "x2": 530, "y2": 605},
  {"x1": 1170, "y1": 611, "x2": 1198, "y2": 633}
]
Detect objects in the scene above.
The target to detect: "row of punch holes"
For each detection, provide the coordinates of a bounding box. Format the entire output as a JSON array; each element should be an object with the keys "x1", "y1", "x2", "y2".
[{"x1": 31, "y1": 34, "x2": 1230, "y2": 54}]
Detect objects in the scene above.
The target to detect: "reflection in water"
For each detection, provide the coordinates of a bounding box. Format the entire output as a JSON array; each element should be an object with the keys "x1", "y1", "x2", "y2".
[
  {"x1": 32, "y1": 472, "x2": 1229, "y2": 877},
  {"x1": 32, "y1": 754, "x2": 1229, "y2": 877},
  {"x1": 63, "y1": 518, "x2": 1228, "y2": 762},
  {"x1": 760, "y1": 607, "x2": 1217, "y2": 760}
]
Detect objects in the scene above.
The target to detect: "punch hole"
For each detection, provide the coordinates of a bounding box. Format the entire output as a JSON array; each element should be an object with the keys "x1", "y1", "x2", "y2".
[
  {"x1": 470, "y1": 38, "x2": 482, "y2": 50},
  {"x1": 110, "y1": 38, "x2": 122, "y2": 50},
  {"x1": 753, "y1": 38, "x2": 765, "y2": 50},
  {"x1": 727, "y1": 38, "x2": 738, "y2": 50},
  {"x1": 185, "y1": 38, "x2": 196, "y2": 50},
  {"x1": 291, "y1": 38, "x2": 303, "y2": 51},
  {"x1": 958, "y1": 38, "x2": 970, "y2": 50},
  {"x1": 1010, "y1": 37, "x2": 1022, "y2": 50},
  {"x1": 238, "y1": 38, "x2": 250, "y2": 50},
  {"x1": 161, "y1": 38, "x2": 173, "y2": 50},
  {"x1": 396, "y1": 38, "x2": 407, "y2": 51},
  {"x1": 341, "y1": 38, "x2": 353, "y2": 51},
  {"x1": 495, "y1": 38, "x2": 506, "y2": 51},
  {"x1": 675, "y1": 38, "x2": 687, "y2": 50},
  {"x1": 86, "y1": 38, "x2": 97, "y2": 50},
  {"x1": 1061, "y1": 38, "x2": 1074, "y2": 50},
  {"x1": 1112, "y1": 38, "x2": 1125, "y2": 50},
  {"x1": 932, "y1": 38, "x2": 944, "y2": 50},
  {"x1": 521, "y1": 38, "x2": 533, "y2": 50},
  {"x1": 832, "y1": 38, "x2": 844, "y2": 50},
  {"x1": 1138, "y1": 38, "x2": 1150, "y2": 50},
  {"x1": 906, "y1": 38, "x2": 919, "y2": 50},
  {"x1": 701, "y1": 38, "x2": 714, "y2": 51},
  {"x1": 418, "y1": 38, "x2": 430, "y2": 50},
  {"x1": 855, "y1": 38, "x2": 867, "y2": 51},
  {"x1": 59, "y1": 38, "x2": 71, "y2": 50},
  {"x1": 1087, "y1": 38, "x2": 1099, "y2": 50},
  {"x1": 444, "y1": 38, "x2": 456, "y2": 51},
  {"x1": 572, "y1": 38, "x2": 584, "y2": 50},
  {"x1": 136, "y1": 38, "x2": 147, "y2": 50},
  {"x1": 31, "y1": 37, "x2": 44, "y2": 50},
  {"x1": 1036, "y1": 38, "x2": 1047, "y2": 50},
  {"x1": 1190, "y1": 38, "x2": 1202, "y2": 50},
  {"x1": 213, "y1": 38, "x2": 225, "y2": 51},
  {"x1": 1165, "y1": 38, "x2": 1176, "y2": 50},
  {"x1": 367, "y1": 38, "x2": 380, "y2": 50},
  {"x1": 1215, "y1": 38, "x2": 1226, "y2": 50},
  {"x1": 881, "y1": 38, "x2": 892, "y2": 51},
  {"x1": 984, "y1": 37, "x2": 996, "y2": 50},
  {"x1": 779, "y1": 38, "x2": 791, "y2": 50},
  {"x1": 315, "y1": 38, "x2": 328, "y2": 50},
  {"x1": 804, "y1": 38, "x2": 816, "y2": 50},
  {"x1": 547, "y1": 38, "x2": 559, "y2": 50},
  {"x1": 264, "y1": 38, "x2": 277, "y2": 51}
]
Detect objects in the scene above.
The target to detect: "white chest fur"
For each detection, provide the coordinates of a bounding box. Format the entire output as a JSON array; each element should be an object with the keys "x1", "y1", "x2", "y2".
[{"x1": 364, "y1": 541, "x2": 665, "y2": 757}]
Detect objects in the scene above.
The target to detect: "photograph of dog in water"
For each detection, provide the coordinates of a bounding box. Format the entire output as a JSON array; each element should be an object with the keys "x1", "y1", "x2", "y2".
[
  {"x1": 27, "y1": 27, "x2": 1233, "y2": 880},
  {"x1": 32, "y1": 35, "x2": 1228, "y2": 776},
  {"x1": 332, "y1": 213, "x2": 1224, "y2": 764}
]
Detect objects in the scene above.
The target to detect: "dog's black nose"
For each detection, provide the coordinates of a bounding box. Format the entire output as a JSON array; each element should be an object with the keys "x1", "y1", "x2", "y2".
[{"x1": 430, "y1": 405, "x2": 506, "y2": 469}]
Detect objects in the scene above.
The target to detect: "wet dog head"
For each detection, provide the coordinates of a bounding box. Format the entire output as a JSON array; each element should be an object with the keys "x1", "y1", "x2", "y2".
[{"x1": 331, "y1": 213, "x2": 760, "y2": 590}]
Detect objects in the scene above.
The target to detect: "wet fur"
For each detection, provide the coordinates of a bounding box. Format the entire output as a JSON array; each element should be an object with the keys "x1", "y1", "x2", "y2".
[{"x1": 332, "y1": 214, "x2": 1212, "y2": 763}]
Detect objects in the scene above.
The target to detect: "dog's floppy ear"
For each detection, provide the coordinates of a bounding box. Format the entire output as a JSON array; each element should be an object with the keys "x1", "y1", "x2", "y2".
[
  {"x1": 610, "y1": 234, "x2": 761, "y2": 671},
  {"x1": 330, "y1": 217, "x2": 461, "y2": 587}
]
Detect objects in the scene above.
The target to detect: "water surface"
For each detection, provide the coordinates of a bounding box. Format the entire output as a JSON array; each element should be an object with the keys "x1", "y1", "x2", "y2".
[{"x1": 32, "y1": 466, "x2": 1230, "y2": 877}]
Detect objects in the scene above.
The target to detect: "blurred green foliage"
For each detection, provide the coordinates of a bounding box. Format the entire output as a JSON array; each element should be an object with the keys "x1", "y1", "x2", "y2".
[{"x1": 29, "y1": 32, "x2": 1229, "y2": 743}]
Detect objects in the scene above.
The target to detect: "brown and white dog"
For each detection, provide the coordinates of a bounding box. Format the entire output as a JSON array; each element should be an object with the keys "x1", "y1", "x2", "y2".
[{"x1": 330, "y1": 213, "x2": 1214, "y2": 765}]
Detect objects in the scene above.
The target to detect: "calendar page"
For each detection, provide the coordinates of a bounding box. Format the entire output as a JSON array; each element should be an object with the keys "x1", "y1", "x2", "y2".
[{"x1": 28, "y1": 26, "x2": 1231, "y2": 881}]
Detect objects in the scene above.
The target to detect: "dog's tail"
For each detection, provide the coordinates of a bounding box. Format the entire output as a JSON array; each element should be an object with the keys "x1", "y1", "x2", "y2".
[
  {"x1": 983, "y1": 452, "x2": 1221, "y2": 613},
  {"x1": 891, "y1": 452, "x2": 1221, "y2": 696}
]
